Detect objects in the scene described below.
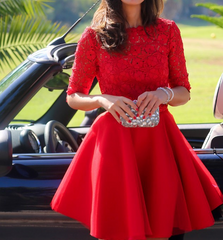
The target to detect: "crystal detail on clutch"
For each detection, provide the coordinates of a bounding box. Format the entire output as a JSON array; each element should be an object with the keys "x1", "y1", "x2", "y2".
[{"x1": 120, "y1": 101, "x2": 160, "y2": 128}]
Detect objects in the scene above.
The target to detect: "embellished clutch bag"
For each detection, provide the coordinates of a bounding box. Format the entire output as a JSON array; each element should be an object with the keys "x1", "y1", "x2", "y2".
[{"x1": 120, "y1": 102, "x2": 160, "y2": 128}]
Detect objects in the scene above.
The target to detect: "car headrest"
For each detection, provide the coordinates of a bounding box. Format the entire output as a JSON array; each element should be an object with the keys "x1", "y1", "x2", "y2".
[{"x1": 213, "y1": 73, "x2": 223, "y2": 119}]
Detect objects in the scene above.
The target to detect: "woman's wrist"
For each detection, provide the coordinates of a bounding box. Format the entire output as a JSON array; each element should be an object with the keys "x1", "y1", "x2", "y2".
[
  {"x1": 165, "y1": 87, "x2": 174, "y2": 102},
  {"x1": 157, "y1": 87, "x2": 170, "y2": 104},
  {"x1": 157, "y1": 87, "x2": 174, "y2": 104},
  {"x1": 95, "y1": 94, "x2": 108, "y2": 108}
]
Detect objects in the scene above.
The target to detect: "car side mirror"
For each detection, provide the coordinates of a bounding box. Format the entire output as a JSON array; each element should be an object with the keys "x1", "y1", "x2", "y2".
[
  {"x1": 44, "y1": 72, "x2": 70, "y2": 91},
  {"x1": 213, "y1": 73, "x2": 223, "y2": 119},
  {"x1": 0, "y1": 130, "x2": 13, "y2": 177}
]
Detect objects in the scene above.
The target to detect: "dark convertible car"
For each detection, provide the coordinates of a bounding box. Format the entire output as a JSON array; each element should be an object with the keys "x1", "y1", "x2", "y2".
[{"x1": 0, "y1": 22, "x2": 223, "y2": 239}]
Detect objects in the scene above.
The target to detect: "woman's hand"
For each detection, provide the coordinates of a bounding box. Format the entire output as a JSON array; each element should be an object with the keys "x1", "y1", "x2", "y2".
[
  {"x1": 98, "y1": 95, "x2": 138, "y2": 123},
  {"x1": 136, "y1": 89, "x2": 168, "y2": 118},
  {"x1": 136, "y1": 86, "x2": 190, "y2": 118}
]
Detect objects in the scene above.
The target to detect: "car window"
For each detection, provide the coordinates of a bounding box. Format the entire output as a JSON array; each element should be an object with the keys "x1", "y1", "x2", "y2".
[
  {"x1": 12, "y1": 87, "x2": 63, "y2": 124},
  {"x1": 0, "y1": 60, "x2": 34, "y2": 94}
]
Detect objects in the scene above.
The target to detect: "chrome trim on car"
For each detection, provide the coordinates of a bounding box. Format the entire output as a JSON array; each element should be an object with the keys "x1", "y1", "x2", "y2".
[
  {"x1": 12, "y1": 149, "x2": 223, "y2": 158},
  {"x1": 194, "y1": 148, "x2": 223, "y2": 154},
  {"x1": 13, "y1": 152, "x2": 75, "y2": 159}
]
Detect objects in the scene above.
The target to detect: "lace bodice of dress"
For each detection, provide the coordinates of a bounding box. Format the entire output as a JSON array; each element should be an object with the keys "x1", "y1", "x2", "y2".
[{"x1": 67, "y1": 18, "x2": 190, "y2": 101}]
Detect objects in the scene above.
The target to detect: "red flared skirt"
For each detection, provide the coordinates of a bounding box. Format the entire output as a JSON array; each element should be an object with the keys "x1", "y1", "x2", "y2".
[{"x1": 51, "y1": 110, "x2": 223, "y2": 239}]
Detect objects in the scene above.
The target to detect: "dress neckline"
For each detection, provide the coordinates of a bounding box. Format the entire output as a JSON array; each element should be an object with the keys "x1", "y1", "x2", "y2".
[
  {"x1": 126, "y1": 25, "x2": 145, "y2": 34},
  {"x1": 126, "y1": 25, "x2": 144, "y2": 30}
]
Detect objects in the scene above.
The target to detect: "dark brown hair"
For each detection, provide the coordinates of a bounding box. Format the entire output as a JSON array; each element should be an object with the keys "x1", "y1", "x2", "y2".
[{"x1": 91, "y1": 0, "x2": 164, "y2": 53}]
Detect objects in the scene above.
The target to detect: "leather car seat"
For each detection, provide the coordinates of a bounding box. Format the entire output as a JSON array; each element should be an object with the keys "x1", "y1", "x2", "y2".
[
  {"x1": 202, "y1": 74, "x2": 223, "y2": 149},
  {"x1": 202, "y1": 123, "x2": 223, "y2": 148}
]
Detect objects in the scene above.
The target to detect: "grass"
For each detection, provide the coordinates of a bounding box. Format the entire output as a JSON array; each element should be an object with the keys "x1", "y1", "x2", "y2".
[
  {"x1": 169, "y1": 24, "x2": 223, "y2": 124},
  {"x1": 1, "y1": 24, "x2": 223, "y2": 126}
]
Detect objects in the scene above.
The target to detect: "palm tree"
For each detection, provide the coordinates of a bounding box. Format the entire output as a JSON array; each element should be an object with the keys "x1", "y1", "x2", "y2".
[
  {"x1": 191, "y1": 3, "x2": 223, "y2": 28},
  {"x1": 0, "y1": 0, "x2": 66, "y2": 72}
]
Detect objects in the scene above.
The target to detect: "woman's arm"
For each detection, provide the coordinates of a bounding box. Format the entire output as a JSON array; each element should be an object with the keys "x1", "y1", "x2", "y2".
[
  {"x1": 67, "y1": 93, "x2": 101, "y2": 111},
  {"x1": 67, "y1": 85, "x2": 190, "y2": 123},
  {"x1": 168, "y1": 86, "x2": 190, "y2": 106},
  {"x1": 67, "y1": 93, "x2": 138, "y2": 123}
]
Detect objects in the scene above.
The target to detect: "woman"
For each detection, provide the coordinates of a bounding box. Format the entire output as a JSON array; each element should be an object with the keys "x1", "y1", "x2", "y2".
[{"x1": 51, "y1": 0, "x2": 223, "y2": 239}]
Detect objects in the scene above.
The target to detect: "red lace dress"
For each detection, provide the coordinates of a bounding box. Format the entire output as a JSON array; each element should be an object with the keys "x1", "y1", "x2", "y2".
[{"x1": 51, "y1": 18, "x2": 223, "y2": 239}]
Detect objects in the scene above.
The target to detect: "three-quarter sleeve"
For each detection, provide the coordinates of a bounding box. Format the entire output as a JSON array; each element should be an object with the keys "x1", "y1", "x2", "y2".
[
  {"x1": 168, "y1": 22, "x2": 191, "y2": 91},
  {"x1": 67, "y1": 27, "x2": 98, "y2": 95}
]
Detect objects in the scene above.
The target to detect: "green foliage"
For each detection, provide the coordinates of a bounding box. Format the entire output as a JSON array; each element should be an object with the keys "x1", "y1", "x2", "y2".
[
  {"x1": 195, "y1": 3, "x2": 223, "y2": 15},
  {"x1": 0, "y1": 0, "x2": 65, "y2": 72},
  {"x1": 0, "y1": 0, "x2": 54, "y2": 18},
  {"x1": 0, "y1": 15, "x2": 64, "y2": 70},
  {"x1": 192, "y1": 3, "x2": 223, "y2": 28}
]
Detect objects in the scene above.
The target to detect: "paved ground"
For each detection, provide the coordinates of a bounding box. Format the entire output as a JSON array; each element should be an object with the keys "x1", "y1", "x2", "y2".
[
  {"x1": 1, "y1": 225, "x2": 223, "y2": 240},
  {"x1": 185, "y1": 221, "x2": 223, "y2": 240},
  {"x1": 0, "y1": 211, "x2": 223, "y2": 240}
]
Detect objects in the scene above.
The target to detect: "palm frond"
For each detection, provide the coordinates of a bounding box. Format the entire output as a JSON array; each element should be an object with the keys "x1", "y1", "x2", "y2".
[
  {"x1": 195, "y1": 3, "x2": 223, "y2": 16},
  {"x1": 0, "y1": 15, "x2": 66, "y2": 72},
  {"x1": 191, "y1": 15, "x2": 223, "y2": 29},
  {"x1": 23, "y1": 0, "x2": 54, "y2": 17},
  {"x1": 0, "y1": 0, "x2": 25, "y2": 17},
  {"x1": 0, "y1": 0, "x2": 54, "y2": 18}
]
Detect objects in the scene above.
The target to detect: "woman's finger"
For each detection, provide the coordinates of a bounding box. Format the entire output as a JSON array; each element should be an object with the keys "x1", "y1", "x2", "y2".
[
  {"x1": 100, "y1": 95, "x2": 138, "y2": 123},
  {"x1": 113, "y1": 106, "x2": 132, "y2": 122},
  {"x1": 108, "y1": 100, "x2": 135, "y2": 122},
  {"x1": 137, "y1": 92, "x2": 148, "y2": 107},
  {"x1": 112, "y1": 97, "x2": 137, "y2": 119},
  {"x1": 137, "y1": 92, "x2": 153, "y2": 116},
  {"x1": 143, "y1": 100, "x2": 160, "y2": 118},
  {"x1": 122, "y1": 98, "x2": 138, "y2": 111}
]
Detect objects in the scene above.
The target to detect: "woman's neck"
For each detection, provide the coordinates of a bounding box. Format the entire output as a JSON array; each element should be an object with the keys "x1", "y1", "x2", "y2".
[{"x1": 122, "y1": 4, "x2": 142, "y2": 28}]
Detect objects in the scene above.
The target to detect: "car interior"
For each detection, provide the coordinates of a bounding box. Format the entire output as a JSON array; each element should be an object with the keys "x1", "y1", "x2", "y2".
[{"x1": 202, "y1": 73, "x2": 223, "y2": 149}]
